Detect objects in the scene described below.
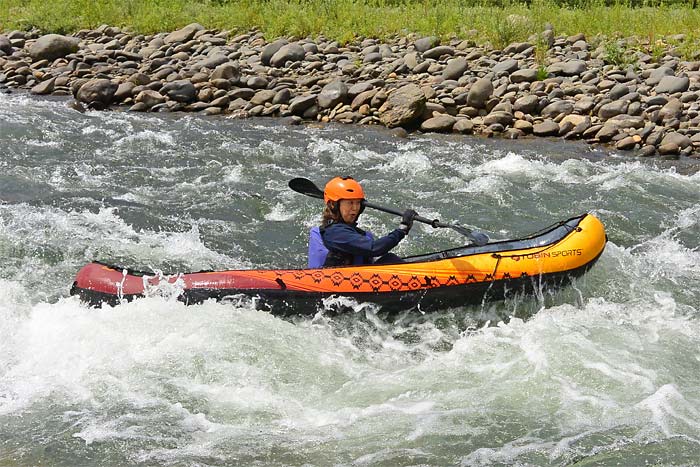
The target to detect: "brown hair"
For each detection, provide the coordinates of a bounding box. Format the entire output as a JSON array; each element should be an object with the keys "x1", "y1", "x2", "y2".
[{"x1": 321, "y1": 202, "x2": 340, "y2": 227}]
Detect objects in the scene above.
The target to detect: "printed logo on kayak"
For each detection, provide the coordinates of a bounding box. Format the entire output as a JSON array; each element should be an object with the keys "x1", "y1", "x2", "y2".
[{"x1": 512, "y1": 249, "x2": 583, "y2": 261}]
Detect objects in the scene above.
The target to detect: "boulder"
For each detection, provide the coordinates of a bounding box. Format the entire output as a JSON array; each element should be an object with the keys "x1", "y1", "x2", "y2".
[
  {"x1": 270, "y1": 43, "x2": 306, "y2": 67},
  {"x1": 318, "y1": 80, "x2": 348, "y2": 108},
  {"x1": 161, "y1": 79, "x2": 196, "y2": 103},
  {"x1": 288, "y1": 94, "x2": 317, "y2": 115},
  {"x1": 164, "y1": 23, "x2": 204, "y2": 44},
  {"x1": 493, "y1": 59, "x2": 519, "y2": 75},
  {"x1": 540, "y1": 100, "x2": 574, "y2": 118},
  {"x1": 466, "y1": 78, "x2": 493, "y2": 109},
  {"x1": 379, "y1": 83, "x2": 426, "y2": 128},
  {"x1": 532, "y1": 120, "x2": 560, "y2": 136},
  {"x1": 0, "y1": 35, "x2": 12, "y2": 54},
  {"x1": 660, "y1": 131, "x2": 692, "y2": 149},
  {"x1": 453, "y1": 119, "x2": 474, "y2": 134},
  {"x1": 442, "y1": 57, "x2": 468, "y2": 80},
  {"x1": 29, "y1": 34, "x2": 80, "y2": 61},
  {"x1": 75, "y1": 79, "x2": 118, "y2": 109},
  {"x1": 510, "y1": 69, "x2": 539, "y2": 83},
  {"x1": 547, "y1": 60, "x2": 586, "y2": 76},
  {"x1": 423, "y1": 46, "x2": 454, "y2": 59},
  {"x1": 421, "y1": 115, "x2": 456, "y2": 132},
  {"x1": 655, "y1": 76, "x2": 690, "y2": 94},
  {"x1": 645, "y1": 66, "x2": 675, "y2": 86},
  {"x1": 261, "y1": 39, "x2": 288, "y2": 66},
  {"x1": 250, "y1": 89, "x2": 276, "y2": 106},
  {"x1": 483, "y1": 111, "x2": 514, "y2": 127},
  {"x1": 30, "y1": 77, "x2": 55, "y2": 95},
  {"x1": 598, "y1": 100, "x2": 629, "y2": 120},
  {"x1": 513, "y1": 94, "x2": 539, "y2": 114},
  {"x1": 135, "y1": 90, "x2": 166, "y2": 107},
  {"x1": 211, "y1": 63, "x2": 239, "y2": 81},
  {"x1": 414, "y1": 37, "x2": 439, "y2": 52},
  {"x1": 193, "y1": 53, "x2": 230, "y2": 71}
]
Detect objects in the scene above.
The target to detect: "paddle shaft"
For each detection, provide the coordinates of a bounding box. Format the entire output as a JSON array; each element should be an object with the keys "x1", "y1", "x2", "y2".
[
  {"x1": 287, "y1": 177, "x2": 488, "y2": 245},
  {"x1": 362, "y1": 200, "x2": 441, "y2": 228}
]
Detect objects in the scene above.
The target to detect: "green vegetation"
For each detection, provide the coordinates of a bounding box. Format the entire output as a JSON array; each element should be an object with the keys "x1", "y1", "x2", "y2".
[{"x1": 1, "y1": 0, "x2": 700, "y2": 47}]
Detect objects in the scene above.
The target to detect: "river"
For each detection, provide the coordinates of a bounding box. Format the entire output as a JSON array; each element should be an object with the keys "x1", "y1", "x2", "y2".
[{"x1": 1, "y1": 92, "x2": 699, "y2": 466}]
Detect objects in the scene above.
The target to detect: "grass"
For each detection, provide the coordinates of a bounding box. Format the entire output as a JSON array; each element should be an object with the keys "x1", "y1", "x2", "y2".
[{"x1": 1, "y1": 0, "x2": 700, "y2": 48}]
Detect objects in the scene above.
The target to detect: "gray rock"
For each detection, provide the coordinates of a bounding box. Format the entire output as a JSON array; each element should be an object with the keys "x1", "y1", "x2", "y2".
[
  {"x1": 30, "y1": 77, "x2": 55, "y2": 95},
  {"x1": 135, "y1": 90, "x2": 166, "y2": 107},
  {"x1": 261, "y1": 39, "x2": 288, "y2": 66},
  {"x1": 645, "y1": 66, "x2": 675, "y2": 86},
  {"x1": 503, "y1": 42, "x2": 532, "y2": 54},
  {"x1": 414, "y1": 37, "x2": 439, "y2": 52},
  {"x1": 540, "y1": 100, "x2": 574, "y2": 118},
  {"x1": 467, "y1": 78, "x2": 493, "y2": 109},
  {"x1": 660, "y1": 131, "x2": 692, "y2": 149},
  {"x1": 574, "y1": 97, "x2": 596, "y2": 115},
  {"x1": 161, "y1": 80, "x2": 196, "y2": 103},
  {"x1": 29, "y1": 34, "x2": 80, "y2": 61},
  {"x1": 0, "y1": 35, "x2": 12, "y2": 54},
  {"x1": 510, "y1": 69, "x2": 539, "y2": 83},
  {"x1": 114, "y1": 82, "x2": 136, "y2": 101},
  {"x1": 533, "y1": 120, "x2": 560, "y2": 136},
  {"x1": 363, "y1": 52, "x2": 382, "y2": 63},
  {"x1": 273, "y1": 88, "x2": 291, "y2": 105},
  {"x1": 421, "y1": 114, "x2": 456, "y2": 132},
  {"x1": 164, "y1": 23, "x2": 204, "y2": 44},
  {"x1": 194, "y1": 53, "x2": 230, "y2": 71},
  {"x1": 250, "y1": 89, "x2": 276, "y2": 106},
  {"x1": 247, "y1": 76, "x2": 269, "y2": 89},
  {"x1": 646, "y1": 95, "x2": 668, "y2": 106},
  {"x1": 657, "y1": 142, "x2": 680, "y2": 155},
  {"x1": 348, "y1": 82, "x2": 374, "y2": 98},
  {"x1": 609, "y1": 84, "x2": 629, "y2": 100},
  {"x1": 423, "y1": 46, "x2": 454, "y2": 59},
  {"x1": 318, "y1": 80, "x2": 348, "y2": 108},
  {"x1": 598, "y1": 100, "x2": 629, "y2": 119},
  {"x1": 659, "y1": 98, "x2": 683, "y2": 121},
  {"x1": 76, "y1": 79, "x2": 118, "y2": 109},
  {"x1": 211, "y1": 63, "x2": 239, "y2": 81},
  {"x1": 513, "y1": 94, "x2": 539, "y2": 114},
  {"x1": 655, "y1": 76, "x2": 689, "y2": 94},
  {"x1": 639, "y1": 145, "x2": 656, "y2": 157},
  {"x1": 596, "y1": 124, "x2": 619, "y2": 142},
  {"x1": 493, "y1": 59, "x2": 519, "y2": 75},
  {"x1": 404, "y1": 52, "x2": 420, "y2": 70},
  {"x1": 483, "y1": 111, "x2": 514, "y2": 127},
  {"x1": 607, "y1": 115, "x2": 645, "y2": 129},
  {"x1": 379, "y1": 83, "x2": 426, "y2": 128},
  {"x1": 351, "y1": 89, "x2": 377, "y2": 110},
  {"x1": 230, "y1": 88, "x2": 255, "y2": 100},
  {"x1": 288, "y1": 94, "x2": 317, "y2": 115},
  {"x1": 442, "y1": 58, "x2": 468, "y2": 80},
  {"x1": 453, "y1": 119, "x2": 474, "y2": 134},
  {"x1": 270, "y1": 43, "x2": 306, "y2": 67},
  {"x1": 548, "y1": 60, "x2": 586, "y2": 76},
  {"x1": 616, "y1": 136, "x2": 638, "y2": 150}
]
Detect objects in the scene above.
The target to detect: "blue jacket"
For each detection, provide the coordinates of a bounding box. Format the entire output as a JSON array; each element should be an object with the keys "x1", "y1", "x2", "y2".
[{"x1": 308, "y1": 223, "x2": 406, "y2": 268}]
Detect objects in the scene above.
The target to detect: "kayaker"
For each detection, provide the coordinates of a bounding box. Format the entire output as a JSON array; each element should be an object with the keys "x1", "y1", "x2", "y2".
[{"x1": 308, "y1": 176, "x2": 417, "y2": 268}]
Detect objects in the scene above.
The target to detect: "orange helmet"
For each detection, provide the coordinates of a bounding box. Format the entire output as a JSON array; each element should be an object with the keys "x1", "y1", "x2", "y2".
[{"x1": 323, "y1": 176, "x2": 365, "y2": 203}]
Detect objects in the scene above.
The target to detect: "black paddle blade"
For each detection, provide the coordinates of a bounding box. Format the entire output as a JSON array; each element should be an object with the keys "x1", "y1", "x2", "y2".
[
  {"x1": 288, "y1": 178, "x2": 323, "y2": 199},
  {"x1": 450, "y1": 224, "x2": 489, "y2": 246}
]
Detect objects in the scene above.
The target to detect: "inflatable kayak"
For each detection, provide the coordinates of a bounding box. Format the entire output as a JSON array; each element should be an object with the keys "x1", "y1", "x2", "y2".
[{"x1": 70, "y1": 213, "x2": 606, "y2": 314}]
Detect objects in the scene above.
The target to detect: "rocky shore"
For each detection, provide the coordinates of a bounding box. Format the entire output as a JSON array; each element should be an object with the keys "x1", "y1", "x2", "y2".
[{"x1": 2, "y1": 23, "x2": 700, "y2": 158}]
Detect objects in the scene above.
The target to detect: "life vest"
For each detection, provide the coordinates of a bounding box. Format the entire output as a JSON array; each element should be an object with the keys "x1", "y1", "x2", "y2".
[{"x1": 307, "y1": 226, "x2": 374, "y2": 268}]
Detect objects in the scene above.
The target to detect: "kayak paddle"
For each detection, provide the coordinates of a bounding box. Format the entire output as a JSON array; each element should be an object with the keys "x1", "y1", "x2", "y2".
[{"x1": 288, "y1": 177, "x2": 489, "y2": 246}]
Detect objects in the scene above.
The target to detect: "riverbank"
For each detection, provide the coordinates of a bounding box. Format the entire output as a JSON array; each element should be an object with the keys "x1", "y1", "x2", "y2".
[{"x1": 2, "y1": 23, "x2": 700, "y2": 158}]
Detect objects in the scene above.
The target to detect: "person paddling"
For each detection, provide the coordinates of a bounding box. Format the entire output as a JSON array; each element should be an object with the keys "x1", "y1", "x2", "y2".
[{"x1": 307, "y1": 176, "x2": 417, "y2": 268}]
